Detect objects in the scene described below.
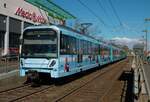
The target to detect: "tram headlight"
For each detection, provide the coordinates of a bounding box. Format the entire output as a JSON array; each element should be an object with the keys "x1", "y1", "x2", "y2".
[{"x1": 49, "y1": 60, "x2": 56, "y2": 67}]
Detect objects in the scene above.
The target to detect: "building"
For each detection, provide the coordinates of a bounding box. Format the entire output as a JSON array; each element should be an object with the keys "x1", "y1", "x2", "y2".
[
  {"x1": 0, "y1": 0, "x2": 75, "y2": 57},
  {"x1": 133, "y1": 43, "x2": 144, "y2": 56}
]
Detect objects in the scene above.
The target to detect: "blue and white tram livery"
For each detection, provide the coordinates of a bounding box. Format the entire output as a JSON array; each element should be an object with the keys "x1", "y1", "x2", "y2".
[{"x1": 20, "y1": 25, "x2": 126, "y2": 81}]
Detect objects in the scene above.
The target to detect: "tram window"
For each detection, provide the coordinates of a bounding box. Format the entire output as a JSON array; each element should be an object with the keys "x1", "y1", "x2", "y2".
[
  {"x1": 69, "y1": 36, "x2": 77, "y2": 54},
  {"x1": 98, "y1": 45, "x2": 100, "y2": 54},
  {"x1": 100, "y1": 45, "x2": 104, "y2": 56},
  {"x1": 91, "y1": 43, "x2": 95, "y2": 55},
  {"x1": 109, "y1": 48, "x2": 111, "y2": 55},
  {"x1": 86, "y1": 41, "x2": 89, "y2": 54},
  {"x1": 103, "y1": 47, "x2": 106, "y2": 55},
  {"x1": 108, "y1": 48, "x2": 110, "y2": 55},
  {"x1": 82, "y1": 40, "x2": 84, "y2": 54},
  {"x1": 85, "y1": 41, "x2": 88, "y2": 55},
  {"x1": 79, "y1": 40, "x2": 83, "y2": 54},
  {"x1": 104, "y1": 47, "x2": 109, "y2": 56},
  {"x1": 88, "y1": 42, "x2": 92, "y2": 55},
  {"x1": 95, "y1": 44, "x2": 99, "y2": 55},
  {"x1": 83, "y1": 40, "x2": 87, "y2": 55},
  {"x1": 60, "y1": 34, "x2": 67, "y2": 54},
  {"x1": 68, "y1": 36, "x2": 76, "y2": 54},
  {"x1": 95, "y1": 44, "x2": 98, "y2": 55},
  {"x1": 76, "y1": 39, "x2": 79, "y2": 54},
  {"x1": 94, "y1": 44, "x2": 97, "y2": 55},
  {"x1": 91, "y1": 43, "x2": 94, "y2": 54},
  {"x1": 60, "y1": 34, "x2": 77, "y2": 55},
  {"x1": 86, "y1": 41, "x2": 88, "y2": 54},
  {"x1": 60, "y1": 34, "x2": 70, "y2": 54},
  {"x1": 73, "y1": 37, "x2": 77, "y2": 54}
]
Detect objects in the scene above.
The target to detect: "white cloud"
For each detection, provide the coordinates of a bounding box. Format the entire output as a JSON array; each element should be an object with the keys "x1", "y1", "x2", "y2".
[{"x1": 111, "y1": 37, "x2": 143, "y2": 49}]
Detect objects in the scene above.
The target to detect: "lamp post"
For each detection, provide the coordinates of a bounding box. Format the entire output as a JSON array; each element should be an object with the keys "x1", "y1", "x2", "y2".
[
  {"x1": 142, "y1": 30, "x2": 148, "y2": 55},
  {"x1": 144, "y1": 18, "x2": 150, "y2": 56}
]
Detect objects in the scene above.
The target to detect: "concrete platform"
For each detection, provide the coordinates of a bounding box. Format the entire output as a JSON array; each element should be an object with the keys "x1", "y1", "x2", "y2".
[
  {"x1": 143, "y1": 64, "x2": 150, "y2": 98},
  {"x1": 0, "y1": 60, "x2": 18, "y2": 72},
  {"x1": 0, "y1": 61, "x2": 19, "y2": 80},
  {"x1": 0, "y1": 69, "x2": 19, "y2": 80}
]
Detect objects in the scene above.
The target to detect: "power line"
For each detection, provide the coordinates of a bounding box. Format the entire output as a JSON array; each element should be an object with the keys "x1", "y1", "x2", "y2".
[
  {"x1": 77, "y1": 0, "x2": 106, "y2": 26},
  {"x1": 108, "y1": 0, "x2": 123, "y2": 26},
  {"x1": 96, "y1": 0, "x2": 115, "y2": 26}
]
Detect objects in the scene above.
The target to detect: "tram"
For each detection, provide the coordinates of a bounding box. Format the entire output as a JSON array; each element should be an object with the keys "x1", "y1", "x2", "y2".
[{"x1": 19, "y1": 25, "x2": 126, "y2": 82}]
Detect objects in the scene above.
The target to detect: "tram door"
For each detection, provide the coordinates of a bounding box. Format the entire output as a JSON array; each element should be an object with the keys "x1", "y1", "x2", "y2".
[{"x1": 0, "y1": 32, "x2": 4, "y2": 56}]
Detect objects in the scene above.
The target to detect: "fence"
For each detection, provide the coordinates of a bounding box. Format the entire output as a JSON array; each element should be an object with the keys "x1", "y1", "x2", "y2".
[
  {"x1": 0, "y1": 55, "x2": 19, "y2": 74},
  {"x1": 132, "y1": 55, "x2": 148, "y2": 101}
]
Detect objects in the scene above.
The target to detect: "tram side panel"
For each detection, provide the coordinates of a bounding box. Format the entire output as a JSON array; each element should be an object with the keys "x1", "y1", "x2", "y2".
[
  {"x1": 100, "y1": 45, "x2": 112, "y2": 65},
  {"x1": 57, "y1": 34, "x2": 100, "y2": 78},
  {"x1": 111, "y1": 47, "x2": 126, "y2": 62}
]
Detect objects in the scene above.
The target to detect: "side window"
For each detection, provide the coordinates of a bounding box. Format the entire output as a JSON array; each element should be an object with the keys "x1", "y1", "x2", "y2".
[
  {"x1": 85, "y1": 41, "x2": 88, "y2": 55},
  {"x1": 87, "y1": 41, "x2": 90, "y2": 55},
  {"x1": 99, "y1": 44, "x2": 101, "y2": 55},
  {"x1": 95, "y1": 44, "x2": 99, "y2": 55},
  {"x1": 69, "y1": 36, "x2": 77, "y2": 54},
  {"x1": 104, "y1": 47, "x2": 107, "y2": 56},
  {"x1": 100, "y1": 45, "x2": 104, "y2": 56},
  {"x1": 60, "y1": 34, "x2": 77, "y2": 55},
  {"x1": 91, "y1": 43, "x2": 95, "y2": 55},
  {"x1": 105, "y1": 47, "x2": 110, "y2": 56},
  {"x1": 76, "y1": 39, "x2": 79, "y2": 54},
  {"x1": 72, "y1": 37, "x2": 77, "y2": 54},
  {"x1": 60, "y1": 34, "x2": 68, "y2": 54},
  {"x1": 79, "y1": 40, "x2": 84, "y2": 54},
  {"x1": 83, "y1": 40, "x2": 88, "y2": 55},
  {"x1": 113, "y1": 49, "x2": 116, "y2": 56},
  {"x1": 77, "y1": 39, "x2": 83, "y2": 63},
  {"x1": 109, "y1": 47, "x2": 111, "y2": 55},
  {"x1": 89, "y1": 42, "x2": 92, "y2": 55}
]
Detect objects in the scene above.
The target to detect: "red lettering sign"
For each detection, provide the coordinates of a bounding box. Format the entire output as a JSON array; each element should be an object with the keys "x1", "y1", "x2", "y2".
[{"x1": 15, "y1": 7, "x2": 47, "y2": 24}]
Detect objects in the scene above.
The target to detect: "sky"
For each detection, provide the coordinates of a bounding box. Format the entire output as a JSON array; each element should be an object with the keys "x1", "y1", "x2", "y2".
[{"x1": 52, "y1": 0, "x2": 150, "y2": 49}]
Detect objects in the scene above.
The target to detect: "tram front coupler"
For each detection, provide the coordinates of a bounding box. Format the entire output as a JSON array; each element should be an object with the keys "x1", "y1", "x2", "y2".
[{"x1": 24, "y1": 70, "x2": 40, "y2": 86}]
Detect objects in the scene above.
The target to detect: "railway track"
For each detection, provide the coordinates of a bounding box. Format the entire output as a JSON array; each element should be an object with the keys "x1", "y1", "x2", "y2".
[
  {"x1": 0, "y1": 84, "x2": 55, "y2": 102},
  {"x1": 0, "y1": 58, "x2": 129, "y2": 102},
  {"x1": 54, "y1": 59, "x2": 129, "y2": 102},
  {"x1": 0, "y1": 84, "x2": 31, "y2": 94},
  {"x1": 17, "y1": 58, "x2": 129, "y2": 102}
]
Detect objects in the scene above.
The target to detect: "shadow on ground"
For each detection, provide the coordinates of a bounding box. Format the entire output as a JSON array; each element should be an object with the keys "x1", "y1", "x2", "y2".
[
  {"x1": 54, "y1": 60, "x2": 124, "y2": 85},
  {"x1": 119, "y1": 70, "x2": 134, "y2": 102}
]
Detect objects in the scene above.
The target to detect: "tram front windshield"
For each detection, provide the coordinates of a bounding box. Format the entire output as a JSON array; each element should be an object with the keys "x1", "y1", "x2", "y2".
[{"x1": 21, "y1": 29, "x2": 57, "y2": 58}]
